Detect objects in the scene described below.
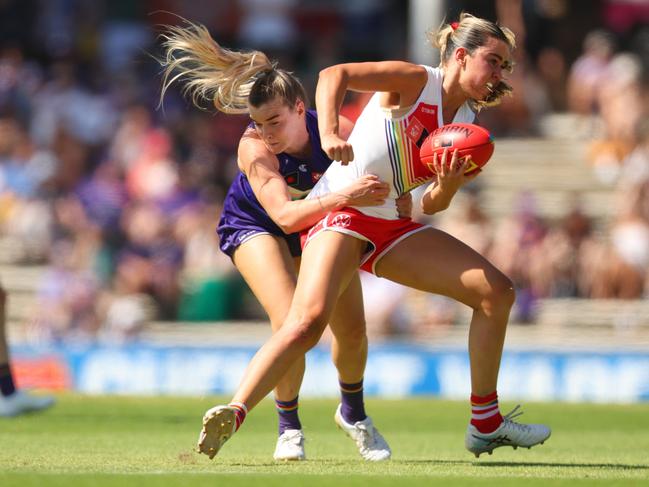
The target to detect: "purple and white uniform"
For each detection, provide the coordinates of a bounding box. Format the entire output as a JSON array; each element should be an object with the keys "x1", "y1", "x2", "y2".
[{"x1": 218, "y1": 110, "x2": 332, "y2": 258}]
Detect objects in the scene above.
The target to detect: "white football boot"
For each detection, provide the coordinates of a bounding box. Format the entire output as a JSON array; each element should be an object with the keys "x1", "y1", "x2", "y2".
[
  {"x1": 334, "y1": 404, "x2": 391, "y2": 461},
  {"x1": 0, "y1": 390, "x2": 55, "y2": 417},
  {"x1": 197, "y1": 405, "x2": 237, "y2": 459},
  {"x1": 465, "y1": 405, "x2": 551, "y2": 458},
  {"x1": 273, "y1": 429, "x2": 306, "y2": 461}
]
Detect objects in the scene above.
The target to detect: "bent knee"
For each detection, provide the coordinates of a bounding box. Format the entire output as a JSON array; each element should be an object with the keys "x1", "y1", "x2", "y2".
[
  {"x1": 283, "y1": 315, "x2": 328, "y2": 351},
  {"x1": 481, "y1": 275, "x2": 516, "y2": 312},
  {"x1": 495, "y1": 277, "x2": 516, "y2": 307},
  {"x1": 286, "y1": 324, "x2": 323, "y2": 350}
]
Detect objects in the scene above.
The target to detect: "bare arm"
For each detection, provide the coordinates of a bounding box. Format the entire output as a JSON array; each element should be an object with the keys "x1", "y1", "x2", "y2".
[
  {"x1": 238, "y1": 129, "x2": 388, "y2": 234},
  {"x1": 316, "y1": 61, "x2": 428, "y2": 163},
  {"x1": 338, "y1": 113, "x2": 355, "y2": 140},
  {"x1": 421, "y1": 182, "x2": 455, "y2": 215},
  {"x1": 420, "y1": 149, "x2": 478, "y2": 215}
]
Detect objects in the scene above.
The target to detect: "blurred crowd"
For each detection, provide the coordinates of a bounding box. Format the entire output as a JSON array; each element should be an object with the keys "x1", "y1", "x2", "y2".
[{"x1": 0, "y1": 0, "x2": 647, "y2": 341}]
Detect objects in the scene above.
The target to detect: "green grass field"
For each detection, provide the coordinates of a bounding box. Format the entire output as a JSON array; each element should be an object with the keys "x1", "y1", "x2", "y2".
[{"x1": 1, "y1": 394, "x2": 648, "y2": 486}]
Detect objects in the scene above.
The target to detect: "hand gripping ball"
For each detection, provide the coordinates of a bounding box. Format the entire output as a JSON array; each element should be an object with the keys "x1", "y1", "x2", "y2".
[{"x1": 419, "y1": 123, "x2": 494, "y2": 176}]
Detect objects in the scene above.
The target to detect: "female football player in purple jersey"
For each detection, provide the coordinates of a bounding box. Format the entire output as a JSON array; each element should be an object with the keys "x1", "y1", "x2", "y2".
[
  {"x1": 198, "y1": 13, "x2": 550, "y2": 461},
  {"x1": 159, "y1": 20, "x2": 406, "y2": 461}
]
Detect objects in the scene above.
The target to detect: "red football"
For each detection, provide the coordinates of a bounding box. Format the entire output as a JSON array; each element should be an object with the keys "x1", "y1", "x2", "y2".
[{"x1": 419, "y1": 123, "x2": 494, "y2": 176}]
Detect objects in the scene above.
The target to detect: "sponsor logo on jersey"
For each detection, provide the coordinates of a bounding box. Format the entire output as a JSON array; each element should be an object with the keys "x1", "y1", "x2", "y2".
[
  {"x1": 330, "y1": 213, "x2": 352, "y2": 228},
  {"x1": 237, "y1": 230, "x2": 257, "y2": 243},
  {"x1": 298, "y1": 164, "x2": 308, "y2": 172},
  {"x1": 405, "y1": 116, "x2": 429, "y2": 148},
  {"x1": 284, "y1": 171, "x2": 298, "y2": 185},
  {"x1": 311, "y1": 172, "x2": 323, "y2": 183}
]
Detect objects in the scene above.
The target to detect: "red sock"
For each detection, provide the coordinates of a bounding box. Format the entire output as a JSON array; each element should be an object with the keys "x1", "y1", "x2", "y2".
[
  {"x1": 470, "y1": 391, "x2": 503, "y2": 434},
  {"x1": 228, "y1": 402, "x2": 248, "y2": 431}
]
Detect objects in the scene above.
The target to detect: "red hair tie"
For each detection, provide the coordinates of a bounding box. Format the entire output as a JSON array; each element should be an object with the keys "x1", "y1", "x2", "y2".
[{"x1": 450, "y1": 21, "x2": 459, "y2": 30}]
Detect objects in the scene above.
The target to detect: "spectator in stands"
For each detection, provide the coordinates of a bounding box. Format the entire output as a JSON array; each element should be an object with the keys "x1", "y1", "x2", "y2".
[
  {"x1": 31, "y1": 60, "x2": 118, "y2": 149},
  {"x1": 617, "y1": 118, "x2": 649, "y2": 194},
  {"x1": 536, "y1": 196, "x2": 595, "y2": 298},
  {"x1": 566, "y1": 29, "x2": 616, "y2": 117},
  {"x1": 112, "y1": 201, "x2": 183, "y2": 321},
  {"x1": 32, "y1": 209, "x2": 102, "y2": 342},
  {"x1": 588, "y1": 53, "x2": 644, "y2": 185},
  {"x1": 608, "y1": 181, "x2": 649, "y2": 299},
  {"x1": 0, "y1": 116, "x2": 54, "y2": 263},
  {"x1": 237, "y1": 0, "x2": 299, "y2": 67},
  {"x1": 0, "y1": 47, "x2": 38, "y2": 128},
  {"x1": 535, "y1": 47, "x2": 568, "y2": 112},
  {"x1": 124, "y1": 128, "x2": 179, "y2": 203},
  {"x1": 74, "y1": 160, "x2": 128, "y2": 260}
]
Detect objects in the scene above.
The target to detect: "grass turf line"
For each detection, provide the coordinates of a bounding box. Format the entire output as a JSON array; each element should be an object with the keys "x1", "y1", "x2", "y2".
[{"x1": 0, "y1": 394, "x2": 647, "y2": 486}]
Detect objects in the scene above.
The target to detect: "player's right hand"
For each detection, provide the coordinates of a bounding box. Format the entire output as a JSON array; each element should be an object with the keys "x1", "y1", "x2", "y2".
[
  {"x1": 322, "y1": 133, "x2": 354, "y2": 165},
  {"x1": 338, "y1": 174, "x2": 389, "y2": 207}
]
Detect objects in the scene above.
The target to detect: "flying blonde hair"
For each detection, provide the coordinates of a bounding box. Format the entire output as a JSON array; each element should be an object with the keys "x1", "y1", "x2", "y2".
[
  {"x1": 159, "y1": 20, "x2": 306, "y2": 114},
  {"x1": 428, "y1": 12, "x2": 517, "y2": 110}
]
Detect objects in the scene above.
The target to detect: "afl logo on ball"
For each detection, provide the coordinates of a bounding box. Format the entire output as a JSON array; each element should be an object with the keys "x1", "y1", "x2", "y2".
[{"x1": 330, "y1": 214, "x2": 352, "y2": 228}]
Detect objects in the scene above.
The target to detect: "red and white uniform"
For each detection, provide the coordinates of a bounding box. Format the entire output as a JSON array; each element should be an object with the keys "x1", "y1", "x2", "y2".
[
  {"x1": 308, "y1": 65, "x2": 475, "y2": 219},
  {"x1": 304, "y1": 65, "x2": 476, "y2": 274}
]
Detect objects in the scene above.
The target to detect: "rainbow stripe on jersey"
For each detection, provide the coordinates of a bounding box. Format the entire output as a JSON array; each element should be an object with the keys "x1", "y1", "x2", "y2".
[{"x1": 384, "y1": 102, "x2": 441, "y2": 195}]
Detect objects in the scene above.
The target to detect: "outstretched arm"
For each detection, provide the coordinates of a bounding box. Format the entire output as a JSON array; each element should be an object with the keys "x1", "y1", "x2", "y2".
[{"x1": 238, "y1": 128, "x2": 389, "y2": 234}]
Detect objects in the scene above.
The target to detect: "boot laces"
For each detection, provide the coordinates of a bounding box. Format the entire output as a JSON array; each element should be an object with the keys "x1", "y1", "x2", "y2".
[
  {"x1": 279, "y1": 430, "x2": 303, "y2": 446},
  {"x1": 355, "y1": 423, "x2": 376, "y2": 450},
  {"x1": 502, "y1": 405, "x2": 530, "y2": 432}
]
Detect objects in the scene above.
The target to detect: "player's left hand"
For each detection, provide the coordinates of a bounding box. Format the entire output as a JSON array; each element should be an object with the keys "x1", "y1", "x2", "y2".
[
  {"x1": 432, "y1": 149, "x2": 478, "y2": 194},
  {"x1": 395, "y1": 191, "x2": 413, "y2": 219}
]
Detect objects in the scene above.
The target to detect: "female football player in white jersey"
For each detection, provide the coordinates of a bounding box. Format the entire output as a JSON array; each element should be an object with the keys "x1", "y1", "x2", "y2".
[
  {"x1": 198, "y1": 13, "x2": 551, "y2": 459},
  {"x1": 160, "y1": 20, "x2": 406, "y2": 461}
]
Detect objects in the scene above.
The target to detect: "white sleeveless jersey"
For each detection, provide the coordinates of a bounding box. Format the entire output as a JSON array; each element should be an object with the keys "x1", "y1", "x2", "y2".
[{"x1": 307, "y1": 65, "x2": 476, "y2": 219}]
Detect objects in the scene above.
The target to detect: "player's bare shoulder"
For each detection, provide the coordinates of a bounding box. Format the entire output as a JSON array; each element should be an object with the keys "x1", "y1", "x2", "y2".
[
  {"x1": 377, "y1": 62, "x2": 428, "y2": 108},
  {"x1": 237, "y1": 127, "x2": 279, "y2": 173}
]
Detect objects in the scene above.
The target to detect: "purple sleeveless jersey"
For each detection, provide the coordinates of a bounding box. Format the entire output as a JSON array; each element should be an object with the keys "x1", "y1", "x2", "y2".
[{"x1": 217, "y1": 110, "x2": 332, "y2": 258}]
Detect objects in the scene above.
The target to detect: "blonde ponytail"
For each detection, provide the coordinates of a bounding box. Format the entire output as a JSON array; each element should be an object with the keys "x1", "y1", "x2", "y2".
[
  {"x1": 159, "y1": 21, "x2": 273, "y2": 114},
  {"x1": 433, "y1": 23, "x2": 455, "y2": 67},
  {"x1": 428, "y1": 12, "x2": 517, "y2": 110},
  {"x1": 428, "y1": 13, "x2": 516, "y2": 67}
]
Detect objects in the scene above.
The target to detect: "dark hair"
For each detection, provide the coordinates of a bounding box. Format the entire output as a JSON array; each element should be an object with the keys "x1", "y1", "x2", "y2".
[{"x1": 249, "y1": 69, "x2": 309, "y2": 109}]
